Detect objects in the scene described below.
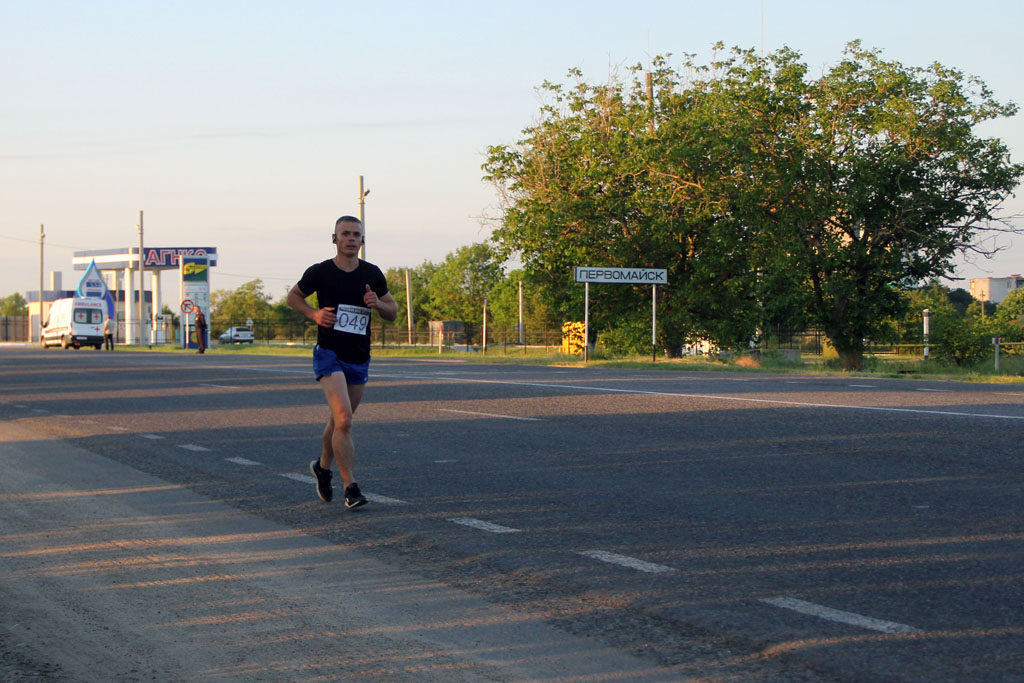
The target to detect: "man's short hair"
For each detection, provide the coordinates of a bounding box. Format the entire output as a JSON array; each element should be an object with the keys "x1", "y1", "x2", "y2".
[{"x1": 335, "y1": 215, "x2": 362, "y2": 227}]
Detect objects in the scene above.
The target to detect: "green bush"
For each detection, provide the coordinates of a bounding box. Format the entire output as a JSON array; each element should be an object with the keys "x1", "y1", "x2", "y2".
[{"x1": 937, "y1": 316, "x2": 994, "y2": 366}]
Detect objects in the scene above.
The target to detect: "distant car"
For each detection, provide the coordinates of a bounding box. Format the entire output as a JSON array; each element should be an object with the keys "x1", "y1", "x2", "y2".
[{"x1": 218, "y1": 326, "x2": 254, "y2": 344}]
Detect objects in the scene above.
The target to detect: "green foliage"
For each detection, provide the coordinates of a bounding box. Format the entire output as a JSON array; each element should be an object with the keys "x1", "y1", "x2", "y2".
[
  {"x1": 936, "y1": 314, "x2": 994, "y2": 366},
  {"x1": 598, "y1": 318, "x2": 653, "y2": 355},
  {"x1": 0, "y1": 292, "x2": 28, "y2": 316},
  {"x1": 209, "y1": 279, "x2": 273, "y2": 331},
  {"x1": 487, "y1": 270, "x2": 560, "y2": 332},
  {"x1": 423, "y1": 243, "x2": 502, "y2": 325},
  {"x1": 993, "y1": 288, "x2": 1024, "y2": 341},
  {"x1": 484, "y1": 43, "x2": 1023, "y2": 370},
  {"x1": 384, "y1": 262, "x2": 437, "y2": 333}
]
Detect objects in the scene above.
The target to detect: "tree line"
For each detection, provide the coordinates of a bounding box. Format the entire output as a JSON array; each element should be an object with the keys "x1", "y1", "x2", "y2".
[{"x1": 483, "y1": 42, "x2": 1023, "y2": 369}]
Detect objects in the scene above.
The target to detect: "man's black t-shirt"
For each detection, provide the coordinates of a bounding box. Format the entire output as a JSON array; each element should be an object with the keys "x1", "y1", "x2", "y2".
[{"x1": 296, "y1": 258, "x2": 389, "y2": 363}]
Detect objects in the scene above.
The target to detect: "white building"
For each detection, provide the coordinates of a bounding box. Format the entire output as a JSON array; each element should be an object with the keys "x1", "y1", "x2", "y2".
[{"x1": 970, "y1": 275, "x2": 1024, "y2": 305}]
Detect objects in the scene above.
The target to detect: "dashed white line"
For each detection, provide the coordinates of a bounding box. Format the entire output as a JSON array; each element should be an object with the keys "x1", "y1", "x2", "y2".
[
  {"x1": 364, "y1": 493, "x2": 408, "y2": 504},
  {"x1": 439, "y1": 409, "x2": 541, "y2": 421},
  {"x1": 177, "y1": 444, "x2": 210, "y2": 452},
  {"x1": 760, "y1": 597, "x2": 918, "y2": 634},
  {"x1": 139, "y1": 434, "x2": 165, "y2": 440},
  {"x1": 848, "y1": 384, "x2": 876, "y2": 388},
  {"x1": 225, "y1": 457, "x2": 261, "y2": 466},
  {"x1": 278, "y1": 474, "x2": 407, "y2": 504},
  {"x1": 447, "y1": 517, "x2": 521, "y2": 534},
  {"x1": 280, "y1": 473, "x2": 315, "y2": 485},
  {"x1": 199, "y1": 383, "x2": 240, "y2": 389},
  {"x1": 578, "y1": 550, "x2": 677, "y2": 574}
]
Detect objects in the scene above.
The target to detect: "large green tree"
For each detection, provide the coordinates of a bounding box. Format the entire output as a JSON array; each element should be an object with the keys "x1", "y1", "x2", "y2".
[{"x1": 485, "y1": 43, "x2": 1023, "y2": 368}]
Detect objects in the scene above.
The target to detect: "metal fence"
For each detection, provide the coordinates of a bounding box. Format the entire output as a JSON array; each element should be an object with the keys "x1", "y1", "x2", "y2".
[
  {"x1": 0, "y1": 316, "x2": 29, "y2": 342},
  {"x1": 208, "y1": 319, "x2": 566, "y2": 352}
]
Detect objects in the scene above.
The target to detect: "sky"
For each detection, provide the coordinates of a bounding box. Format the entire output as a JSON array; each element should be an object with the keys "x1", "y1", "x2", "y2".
[{"x1": 3, "y1": 0, "x2": 1023, "y2": 306}]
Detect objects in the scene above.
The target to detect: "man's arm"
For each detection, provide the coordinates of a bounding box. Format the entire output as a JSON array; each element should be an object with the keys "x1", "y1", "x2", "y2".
[
  {"x1": 361, "y1": 285, "x2": 398, "y2": 322},
  {"x1": 375, "y1": 293, "x2": 399, "y2": 322},
  {"x1": 287, "y1": 285, "x2": 337, "y2": 327}
]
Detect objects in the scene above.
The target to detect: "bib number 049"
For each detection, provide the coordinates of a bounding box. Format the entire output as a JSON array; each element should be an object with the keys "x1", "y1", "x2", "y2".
[{"x1": 333, "y1": 304, "x2": 371, "y2": 335}]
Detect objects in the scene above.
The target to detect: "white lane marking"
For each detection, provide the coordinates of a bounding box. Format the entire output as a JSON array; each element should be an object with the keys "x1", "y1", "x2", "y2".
[
  {"x1": 364, "y1": 493, "x2": 407, "y2": 504},
  {"x1": 32, "y1": 408, "x2": 48, "y2": 413},
  {"x1": 226, "y1": 457, "x2": 261, "y2": 466},
  {"x1": 199, "y1": 383, "x2": 240, "y2": 389},
  {"x1": 439, "y1": 408, "x2": 541, "y2": 422},
  {"x1": 375, "y1": 373, "x2": 1024, "y2": 421},
  {"x1": 278, "y1": 474, "x2": 407, "y2": 504},
  {"x1": 139, "y1": 434, "x2": 165, "y2": 440},
  {"x1": 11, "y1": 404, "x2": 27, "y2": 408},
  {"x1": 281, "y1": 473, "x2": 315, "y2": 484},
  {"x1": 447, "y1": 517, "x2": 521, "y2": 534},
  {"x1": 177, "y1": 444, "x2": 210, "y2": 452},
  {"x1": 848, "y1": 384, "x2": 875, "y2": 388},
  {"x1": 578, "y1": 550, "x2": 677, "y2": 574},
  {"x1": 761, "y1": 597, "x2": 918, "y2": 634},
  {"x1": 434, "y1": 459, "x2": 458, "y2": 463}
]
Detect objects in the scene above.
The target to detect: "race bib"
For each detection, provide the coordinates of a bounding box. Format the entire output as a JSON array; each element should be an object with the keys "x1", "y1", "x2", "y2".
[{"x1": 333, "y1": 304, "x2": 371, "y2": 335}]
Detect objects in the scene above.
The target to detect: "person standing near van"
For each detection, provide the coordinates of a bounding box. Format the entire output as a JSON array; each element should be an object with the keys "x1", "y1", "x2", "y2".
[
  {"x1": 286, "y1": 215, "x2": 397, "y2": 508},
  {"x1": 195, "y1": 309, "x2": 207, "y2": 354},
  {"x1": 103, "y1": 315, "x2": 114, "y2": 350}
]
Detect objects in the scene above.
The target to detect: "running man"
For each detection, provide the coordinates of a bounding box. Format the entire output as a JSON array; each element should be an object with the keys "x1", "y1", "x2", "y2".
[{"x1": 287, "y1": 215, "x2": 397, "y2": 507}]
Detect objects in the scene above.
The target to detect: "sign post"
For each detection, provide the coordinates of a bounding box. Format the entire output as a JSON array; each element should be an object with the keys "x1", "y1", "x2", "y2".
[
  {"x1": 179, "y1": 257, "x2": 209, "y2": 350},
  {"x1": 574, "y1": 267, "x2": 668, "y2": 363}
]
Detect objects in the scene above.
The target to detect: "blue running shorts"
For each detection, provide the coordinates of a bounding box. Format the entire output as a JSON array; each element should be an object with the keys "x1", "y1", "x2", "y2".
[{"x1": 312, "y1": 345, "x2": 370, "y2": 385}]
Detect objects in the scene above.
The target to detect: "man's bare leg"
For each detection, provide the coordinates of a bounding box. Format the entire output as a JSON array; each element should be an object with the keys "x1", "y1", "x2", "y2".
[{"x1": 319, "y1": 373, "x2": 365, "y2": 488}]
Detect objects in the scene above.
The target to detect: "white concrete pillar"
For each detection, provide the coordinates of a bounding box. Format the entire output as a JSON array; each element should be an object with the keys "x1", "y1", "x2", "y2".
[{"x1": 124, "y1": 267, "x2": 135, "y2": 344}]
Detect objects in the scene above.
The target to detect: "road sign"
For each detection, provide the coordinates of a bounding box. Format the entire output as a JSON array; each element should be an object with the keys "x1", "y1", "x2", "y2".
[
  {"x1": 572, "y1": 266, "x2": 667, "y2": 363},
  {"x1": 180, "y1": 299, "x2": 195, "y2": 314},
  {"x1": 574, "y1": 267, "x2": 667, "y2": 284}
]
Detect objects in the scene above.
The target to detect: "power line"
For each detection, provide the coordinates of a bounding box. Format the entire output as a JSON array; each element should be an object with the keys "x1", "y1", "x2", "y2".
[
  {"x1": 0, "y1": 233, "x2": 82, "y2": 250},
  {"x1": 215, "y1": 271, "x2": 294, "y2": 282}
]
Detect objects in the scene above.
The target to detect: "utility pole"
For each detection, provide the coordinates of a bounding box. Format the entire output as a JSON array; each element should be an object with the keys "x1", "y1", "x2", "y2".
[
  {"x1": 137, "y1": 210, "x2": 145, "y2": 344},
  {"x1": 39, "y1": 224, "x2": 44, "y2": 343},
  {"x1": 646, "y1": 72, "x2": 655, "y2": 134},
  {"x1": 518, "y1": 279, "x2": 525, "y2": 345},
  {"x1": 358, "y1": 176, "x2": 369, "y2": 260},
  {"x1": 405, "y1": 268, "x2": 413, "y2": 344}
]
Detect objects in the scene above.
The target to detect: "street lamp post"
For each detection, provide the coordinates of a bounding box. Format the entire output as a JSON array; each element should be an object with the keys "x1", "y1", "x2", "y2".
[
  {"x1": 137, "y1": 210, "x2": 145, "y2": 344},
  {"x1": 39, "y1": 224, "x2": 44, "y2": 343},
  {"x1": 357, "y1": 176, "x2": 369, "y2": 260}
]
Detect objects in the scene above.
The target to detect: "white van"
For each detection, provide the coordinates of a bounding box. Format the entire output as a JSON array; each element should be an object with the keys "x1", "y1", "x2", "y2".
[{"x1": 42, "y1": 297, "x2": 106, "y2": 349}]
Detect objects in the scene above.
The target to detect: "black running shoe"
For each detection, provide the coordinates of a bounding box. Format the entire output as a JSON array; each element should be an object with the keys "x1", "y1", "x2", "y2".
[
  {"x1": 344, "y1": 482, "x2": 368, "y2": 509},
  {"x1": 309, "y1": 459, "x2": 333, "y2": 502}
]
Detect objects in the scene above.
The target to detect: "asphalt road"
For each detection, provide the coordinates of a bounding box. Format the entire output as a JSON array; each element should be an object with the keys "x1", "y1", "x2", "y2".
[{"x1": 2, "y1": 347, "x2": 1022, "y2": 681}]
